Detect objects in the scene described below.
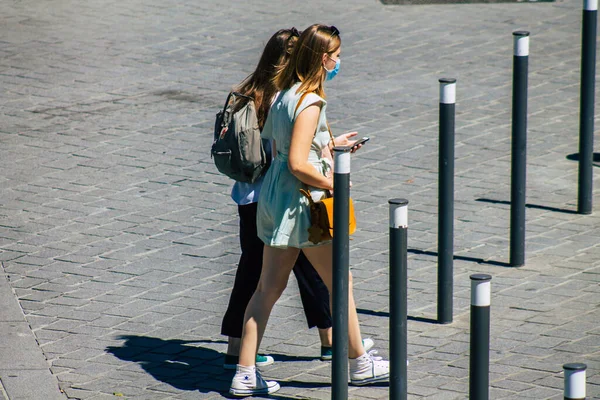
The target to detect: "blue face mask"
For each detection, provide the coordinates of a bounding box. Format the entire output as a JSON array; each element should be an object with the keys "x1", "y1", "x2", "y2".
[{"x1": 325, "y1": 59, "x2": 340, "y2": 81}]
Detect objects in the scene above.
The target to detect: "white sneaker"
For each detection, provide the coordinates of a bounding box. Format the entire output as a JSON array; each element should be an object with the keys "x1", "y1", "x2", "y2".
[
  {"x1": 229, "y1": 365, "x2": 280, "y2": 397},
  {"x1": 363, "y1": 338, "x2": 375, "y2": 352},
  {"x1": 349, "y1": 351, "x2": 390, "y2": 386}
]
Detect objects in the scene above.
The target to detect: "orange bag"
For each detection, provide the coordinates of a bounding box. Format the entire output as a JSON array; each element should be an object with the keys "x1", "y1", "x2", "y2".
[{"x1": 300, "y1": 189, "x2": 356, "y2": 244}]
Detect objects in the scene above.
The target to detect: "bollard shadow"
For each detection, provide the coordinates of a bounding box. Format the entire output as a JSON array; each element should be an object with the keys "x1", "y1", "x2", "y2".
[
  {"x1": 270, "y1": 354, "x2": 322, "y2": 363},
  {"x1": 274, "y1": 380, "x2": 334, "y2": 389},
  {"x1": 566, "y1": 152, "x2": 600, "y2": 166},
  {"x1": 357, "y1": 308, "x2": 438, "y2": 324},
  {"x1": 408, "y1": 248, "x2": 511, "y2": 268},
  {"x1": 106, "y1": 335, "x2": 328, "y2": 396},
  {"x1": 381, "y1": 0, "x2": 557, "y2": 4},
  {"x1": 475, "y1": 198, "x2": 578, "y2": 215},
  {"x1": 221, "y1": 380, "x2": 382, "y2": 399}
]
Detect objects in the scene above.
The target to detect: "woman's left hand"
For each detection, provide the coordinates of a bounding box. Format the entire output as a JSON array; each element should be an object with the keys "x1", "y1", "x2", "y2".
[{"x1": 333, "y1": 132, "x2": 362, "y2": 153}]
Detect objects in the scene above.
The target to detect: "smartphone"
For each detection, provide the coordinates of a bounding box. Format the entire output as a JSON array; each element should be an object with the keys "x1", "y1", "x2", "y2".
[{"x1": 352, "y1": 137, "x2": 370, "y2": 148}]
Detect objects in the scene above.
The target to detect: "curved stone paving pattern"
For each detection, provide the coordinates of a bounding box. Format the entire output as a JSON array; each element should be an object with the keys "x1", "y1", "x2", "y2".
[{"x1": 0, "y1": 0, "x2": 598, "y2": 398}]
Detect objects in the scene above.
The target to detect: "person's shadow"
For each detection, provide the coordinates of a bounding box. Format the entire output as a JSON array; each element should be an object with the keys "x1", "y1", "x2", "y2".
[
  {"x1": 106, "y1": 335, "x2": 329, "y2": 397},
  {"x1": 106, "y1": 335, "x2": 232, "y2": 395}
]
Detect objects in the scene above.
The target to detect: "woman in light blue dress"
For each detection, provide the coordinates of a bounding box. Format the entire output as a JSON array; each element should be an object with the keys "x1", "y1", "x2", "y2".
[
  {"x1": 220, "y1": 28, "x2": 336, "y2": 371},
  {"x1": 256, "y1": 82, "x2": 333, "y2": 248},
  {"x1": 230, "y1": 24, "x2": 390, "y2": 397}
]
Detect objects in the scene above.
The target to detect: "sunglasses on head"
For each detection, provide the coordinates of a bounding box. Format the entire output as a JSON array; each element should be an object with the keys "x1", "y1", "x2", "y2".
[
  {"x1": 290, "y1": 27, "x2": 301, "y2": 37},
  {"x1": 329, "y1": 25, "x2": 340, "y2": 38}
]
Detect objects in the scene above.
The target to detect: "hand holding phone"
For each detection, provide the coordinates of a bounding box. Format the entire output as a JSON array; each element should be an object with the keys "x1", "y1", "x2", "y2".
[{"x1": 352, "y1": 137, "x2": 370, "y2": 150}]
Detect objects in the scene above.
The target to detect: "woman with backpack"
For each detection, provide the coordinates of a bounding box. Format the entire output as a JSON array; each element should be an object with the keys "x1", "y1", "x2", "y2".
[
  {"x1": 229, "y1": 25, "x2": 389, "y2": 397},
  {"x1": 221, "y1": 28, "x2": 372, "y2": 372}
]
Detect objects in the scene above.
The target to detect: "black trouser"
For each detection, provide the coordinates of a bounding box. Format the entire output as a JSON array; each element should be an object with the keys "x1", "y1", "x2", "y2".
[{"x1": 221, "y1": 202, "x2": 332, "y2": 338}]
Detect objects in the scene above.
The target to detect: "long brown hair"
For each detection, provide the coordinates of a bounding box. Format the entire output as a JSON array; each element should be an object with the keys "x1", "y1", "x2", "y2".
[
  {"x1": 274, "y1": 24, "x2": 341, "y2": 98},
  {"x1": 234, "y1": 28, "x2": 300, "y2": 129}
]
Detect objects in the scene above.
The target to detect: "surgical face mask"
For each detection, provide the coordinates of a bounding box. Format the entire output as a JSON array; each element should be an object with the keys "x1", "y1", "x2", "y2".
[{"x1": 324, "y1": 58, "x2": 340, "y2": 81}]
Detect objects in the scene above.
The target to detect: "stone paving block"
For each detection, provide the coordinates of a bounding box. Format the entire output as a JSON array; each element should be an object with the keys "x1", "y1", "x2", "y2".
[
  {"x1": 0, "y1": 369, "x2": 66, "y2": 400},
  {"x1": 2, "y1": 1, "x2": 600, "y2": 399}
]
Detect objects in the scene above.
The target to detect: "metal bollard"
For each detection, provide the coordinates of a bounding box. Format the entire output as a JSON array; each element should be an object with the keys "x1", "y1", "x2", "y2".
[
  {"x1": 578, "y1": 0, "x2": 597, "y2": 215},
  {"x1": 389, "y1": 199, "x2": 409, "y2": 400},
  {"x1": 438, "y1": 78, "x2": 456, "y2": 325},
  {"x1": 510, "y1": 31, "x2": 529, "y2": 267},
  {"x1": 332, "y1": 146, "x2": 351, "y2": 400},
  {"x1": 469, "y1": 274, "x2": 492, "y2": 400},
  {"x1": 564, "y1": 363, "x2": 587, "y2": 400}
]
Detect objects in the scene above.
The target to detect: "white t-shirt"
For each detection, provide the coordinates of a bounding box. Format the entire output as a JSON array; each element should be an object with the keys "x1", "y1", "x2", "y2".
[{"x1": 229, "y1": 140, "x2": 271, "y2": 205}]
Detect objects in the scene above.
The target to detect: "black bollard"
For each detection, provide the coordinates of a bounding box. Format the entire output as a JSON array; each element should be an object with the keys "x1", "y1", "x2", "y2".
[
  {"x1": 564, "y1": 363, "x2": 587, "y2": 400},
  {"x1": 438, "y1": 78, "x2": 456, "y2": 325},
  {"x1": 332, "y1": 146, "x2": 351, "y2": 400},
  {"x1": 469, "y1": 274, "x2": 492, "y2": 400},
  {"x1": 578, "y1": 0, "x2": 597, "y2": 215},
  {"x1": 510, "y1": 31, "x2": 529, "y2": 267},
  {"x1": 389, "y1": 199, "x2": 409, "y2": 400}
]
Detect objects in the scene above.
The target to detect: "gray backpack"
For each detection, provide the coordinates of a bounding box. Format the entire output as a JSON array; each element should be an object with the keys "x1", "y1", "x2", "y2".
[{"x1": 211, "y1": 92, "x2": 270, "y2": 183}]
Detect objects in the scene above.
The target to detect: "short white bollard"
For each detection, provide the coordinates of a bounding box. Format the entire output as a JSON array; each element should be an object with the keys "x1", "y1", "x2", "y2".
[{"x1": 564, "y1": 363, "x2": 587, "y2": 400}]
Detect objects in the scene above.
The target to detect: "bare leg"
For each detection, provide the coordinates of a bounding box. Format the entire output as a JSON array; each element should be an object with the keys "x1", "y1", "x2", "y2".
[
  {"x1": 302, "y1": 244, "x2": 365, "y2": 359},
  {"x1": 238, "y1": 246, "x2": 300, "y2": 366},
  {"x1": 318, "y1": 327, "x2": 333, "y2": 347}
]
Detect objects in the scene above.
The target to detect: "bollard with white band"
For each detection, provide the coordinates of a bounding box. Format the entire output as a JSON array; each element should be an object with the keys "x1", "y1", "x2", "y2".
[
  {"x1": 469, "y1": 274, "x2": 492, "y2": 400},
  {"x1": 438, "y1": 78, "x2": 456, "y2": 324},
  {"x1": 510, "y1": 31, "x2": 529, "y2": 267},
  {"x1": 578, "y1": 0, "x2": 597, "y2": 214},
  {"x1": 389, "y1": 198, "x2": 409, "y2": 400},
  {"x1": 564, "y1": 363, "x2": 587, "y2": 400},
  {"x1": 332, "y1": 146, "x2": 351, "y2": 400}
]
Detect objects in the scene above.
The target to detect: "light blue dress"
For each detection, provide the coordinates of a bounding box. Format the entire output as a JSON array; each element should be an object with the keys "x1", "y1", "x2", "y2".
[{"x1": 256, "y1": 82, "x2": 332, "y2": 248}]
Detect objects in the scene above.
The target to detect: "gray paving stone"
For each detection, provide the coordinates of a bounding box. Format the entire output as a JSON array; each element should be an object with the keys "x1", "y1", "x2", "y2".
[
  {"x1": 0, "y1": 370, "x2": 66, "y2": 400},
  {"x1": 2, "y1": 0, "x2": 600, "y2": 399}
]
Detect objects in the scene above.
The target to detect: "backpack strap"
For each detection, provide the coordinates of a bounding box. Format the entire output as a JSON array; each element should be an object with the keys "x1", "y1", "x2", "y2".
[
  {"x1": 220, "y1": 92, "x2": 235, "y2": 115},
  {"x1": 222, "y1": 91, "x2": 253, "y2": 116},
  {"x1": 231, "y1": 91, "x2": 253, "y2": 101}
]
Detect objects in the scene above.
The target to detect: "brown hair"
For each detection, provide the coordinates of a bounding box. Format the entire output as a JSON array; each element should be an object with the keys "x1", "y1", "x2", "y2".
[
  {"x1": 274, "y1": 24, "x2": 341, "y2": 98},
  {"x1": 233, "y1": 28, "x2": 300, "y2": 129}
]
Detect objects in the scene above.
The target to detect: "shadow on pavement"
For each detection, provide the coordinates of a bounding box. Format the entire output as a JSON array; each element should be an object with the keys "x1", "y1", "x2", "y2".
[
  {"x1": 357, "y1": 308, "x2": 438, "y2": 324},
  {"x1": 218, "y1": 378, "x2": 333, "y2": 399},
  {"x1": 566, "y1": 152, "x2": 600, "y2": 166},
  {"x1": 476, "y1": 198, "x2": 578, "y2": 215},
  {"x1": 106, "y1": 335, "x2": 331, "y2": 396},
  {"x1": 106, "y1": 335, "x2": 231, "y2": 394},
  {"x1": 270, "y1": 354, "x2": 320, "y2": 363},
  {"x1": 408, "y1": 248, "x2": 511, "y2": 267}
]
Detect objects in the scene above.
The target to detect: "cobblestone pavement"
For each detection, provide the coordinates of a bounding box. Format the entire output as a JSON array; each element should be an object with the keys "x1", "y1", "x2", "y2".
[{"x1": 1, "y1": 0, "x2": 599, "y2": 399}]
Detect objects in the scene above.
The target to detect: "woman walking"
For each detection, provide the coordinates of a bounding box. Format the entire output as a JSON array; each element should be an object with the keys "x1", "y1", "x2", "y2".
[
  {"x1": 221, "y1": 28, "x2": 345, "y2": 370},
  {"x1": 229, "y1": 24, "x2": 389, "y2": 397}
]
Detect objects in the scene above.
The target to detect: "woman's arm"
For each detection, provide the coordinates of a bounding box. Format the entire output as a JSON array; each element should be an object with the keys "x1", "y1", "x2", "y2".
[{"x1": 288, "y1": 104, "x2": 333, "y2": 191}]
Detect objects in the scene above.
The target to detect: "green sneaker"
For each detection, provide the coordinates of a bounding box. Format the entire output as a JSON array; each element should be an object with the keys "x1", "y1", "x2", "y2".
[
  {"x1": 255, "y1": 354, "x2": 274, "y2": 367},
  {"x1": 224, "y1": 354, "x2": 275, "y2": 370},
  {"x1": 320, "y1": 346, "x2": 333, "y2": 361},
  {"x1": 320, "y1": 338, "x2": 375, "y2": 361}
]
